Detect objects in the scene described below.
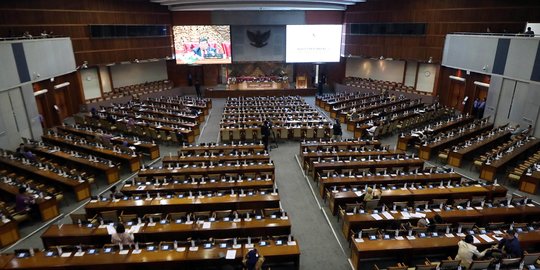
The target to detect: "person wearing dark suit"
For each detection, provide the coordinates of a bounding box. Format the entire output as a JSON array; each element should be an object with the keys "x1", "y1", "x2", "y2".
[
  {"x1": 192, "y1": 37, "x2": 217, "y2": 58},
  {"x1": 261, "y1": 120, "x2": 271, "y2": 151}
]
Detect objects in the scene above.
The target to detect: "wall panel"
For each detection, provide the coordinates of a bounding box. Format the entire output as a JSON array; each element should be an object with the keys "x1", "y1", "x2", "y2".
[{"x1": 0, "y1": 0, "x2": 172, "y2": 66}]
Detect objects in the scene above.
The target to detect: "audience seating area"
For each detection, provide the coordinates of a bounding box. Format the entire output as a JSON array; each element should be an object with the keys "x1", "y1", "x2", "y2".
[
  {"x1": 220, "y1": 96, "x2": 332, "y2": 142},
  {"x1": 296, "y1": 136, "x2": 540, "y2": 270},
  {"x1": 86, "y1": 80, "x2": 173, "y2": 104},
  {"x1": 343, "y1": 77, "x2": 434, "y2": 96}
]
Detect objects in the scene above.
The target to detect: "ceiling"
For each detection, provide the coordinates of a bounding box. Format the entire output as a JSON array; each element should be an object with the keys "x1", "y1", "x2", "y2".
[{"x1": 150, "y1": 0, "x2": 366, "y2": 11}]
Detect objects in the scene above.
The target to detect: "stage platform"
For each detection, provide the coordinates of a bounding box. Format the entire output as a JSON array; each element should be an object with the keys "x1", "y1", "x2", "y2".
[{"x1": 204, "y1": 87, "x2": 317, "y2": 98}]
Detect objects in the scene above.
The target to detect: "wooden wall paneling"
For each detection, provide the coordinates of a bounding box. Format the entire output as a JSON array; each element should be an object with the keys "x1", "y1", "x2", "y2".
[
  {"x1": 305, "y1": 11, "x2": 344, "y2": 24},
  {"x1": 171, "y1": 11, "x2": 212, "y2": 25},
  {"x1": 344, "y1": 0, "x2": 540, "y2": 62}
]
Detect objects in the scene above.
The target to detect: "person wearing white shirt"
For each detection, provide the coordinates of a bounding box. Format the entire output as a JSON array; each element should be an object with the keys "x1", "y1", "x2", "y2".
[
  {"x1": 455, "y1": 235, "x2": 487, "y2": 268},
  {"x1": 111, "y1": 223, "x2": 135, "y2": 246}
]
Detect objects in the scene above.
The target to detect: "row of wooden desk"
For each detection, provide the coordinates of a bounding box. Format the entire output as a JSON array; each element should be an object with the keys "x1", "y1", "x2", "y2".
[
  {"x1": 137, "y1": 163, "x2": 275, "y2": 178},
  {"x1": 327, "y1": 184, "x2": 507, "y2": 215},
  {"x1": 341, "y1": 204, "x2": 540, "y2": 239},
  {"x1": 318, "y1": 172, "x2": 462, "y2": 198},
  {"x1": 42, "y1": 135, "x2": 141, "y2": 173},
  {"x1": 418, "y1": 122, "x2": 494, "y2": 160},
  {"x1": 447, "y1": 129, "x2": 511, "y2": 167},
  {"x1": 84, "y1": 194, "x2": 281, "y2": 216},
  {"x1": 480, "y1": 138, "x2": 540, "y2": 181},
  {"x1": 312, "y1": 158, "x2": 424, "y2": 180},
  {"x1": 0, "y1": 182, "x2": 59, "y2": 221},
  {"x1": 0, "y1": 156, "x2": 91, "y2": 202},
  {"x1": 350, "y1": 230, "x2": 540, "y2": 270},
  {"x1": 121, "y1": 177, "x2": 275, "y2": 195},
  {"x1": 31, "y1": 146, "x2": 120, "y2": 184},
  {"x1": 41, "y1": 218, "x2": 292, "y2": 247},
  {"x1": 396, "y1": 116, "x2": 474, "y2": 151},
  {"x1": 0, "y1": 239, "x2": 299, "y2": 270},
  {"x1": 56, "y1": 125, "x2": 160, "y2": 160}
]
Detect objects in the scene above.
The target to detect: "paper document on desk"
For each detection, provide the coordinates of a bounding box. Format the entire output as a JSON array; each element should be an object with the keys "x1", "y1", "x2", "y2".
[
  {"x1": 401, "y1": 212, "x2": 411, "y2": 218},
  {"x1": 106, "y1": 225, "x2": 116, "y2": 235},
  {"x1": 371, "y1": 214, "x2": 383, "y2": 220},
  {"x1": 410, "y1": 213, "x2": 426, "y2": 218},
  {"x1": 354, "y1": 191, "x2": 364, "y2": 197},
  {"x1": 226, "y1": 249, "x2": 237, "y2": 259},
  {"x1": 202, "y1": 222, "x2": 211, "y2": 229},
  {"x1": 472, "y1": 236, "x2": 481, "y2": 244},
  {"x1": 479, "y1": 234, "x2": 495, "y2": 242},
  {"x1": 128, "y1": 225, "x2": 141, "y2": 233},
  {"x1": 381, "y1": 212, "x2": 394, "y2": 220}
]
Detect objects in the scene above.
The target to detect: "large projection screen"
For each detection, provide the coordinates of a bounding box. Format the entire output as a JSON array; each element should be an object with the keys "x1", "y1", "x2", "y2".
[
  {"x1": 286, "y1": 25, "x2": 342, "y2": 63},
  {"x1": 173, "y1": 25, "x2": 232, "y2": 65}
]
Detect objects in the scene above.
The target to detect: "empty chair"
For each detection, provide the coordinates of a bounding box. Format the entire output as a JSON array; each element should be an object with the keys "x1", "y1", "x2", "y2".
[
  {"x1": 235, "y1": 209, "x2": 254, "y2": 218},
  {"x1": 499, "y1": 258, "x2": 521, "y2": 270},
  {"x1": 143, "y1": 213, "x2": 163, "y2": 222},
  {"x1": 414, "y1": 264, "x2": 438, "y2": 270},
  {"x1": 193, "y1": 211, "x2": 212, "y2": 220},
  {"x1": 100, "y1": 210, "x2": 118, "y2": 223},
  {"x1": 457, "y1": 222, "x2": 475, "y2": 231},
  {"x1": 468, "y1": 260, "x2": 492, "y2": 270},
  {"x1": 431, "y1": 198, "x2": 448, "y2": 208},
  {"x1": 452, "y1": 199, "x2": 469, "y2": 208},
  {"x1": 169, "y1": 212, "x2": 188, "y2": 222},
  {"x1": 120, "y1": 213, "x2": 138, "y2": 223},
  {"x1": 392, "y1": 201, "x2": 409, "y2": 211},
  {"x1": 433, "y1": 223, "x2": 452, "y2": 233},
  {"x1": 373, "y1": 263, "x2": 407, "y2": 270},
  {"x1": 471, "y1": 196, "x2": 486, "y2": 206},
  {"x1": 69, "y1": 213, "x2": 97, "y2": 225},
  {"x1": 425, "y1": 258, "x2": 461, "y2": 270},
  {"x1": 365, "y1": 199, "x2": 380, "y2": 211},
  {"x1": 521, "y1": 252, "x2": 540, "y2": 268},
  {"x1": 213, "y1": 210, "x2": 232, "y2": 220},
  {"x1": 264, "y1": 208, "x2": 282, "y2": 217}
]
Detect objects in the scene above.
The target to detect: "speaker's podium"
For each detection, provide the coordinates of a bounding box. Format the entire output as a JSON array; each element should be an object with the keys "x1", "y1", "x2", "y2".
[{"x1": 206, "y1": 75, "x2": 316, "y2": 98}]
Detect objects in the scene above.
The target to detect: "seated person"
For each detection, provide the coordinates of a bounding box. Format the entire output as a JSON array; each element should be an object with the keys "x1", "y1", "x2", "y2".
[
  {"x1": 496, "y1": 229, "x2": 522, "y2": 258},
  {"x1": 15, "y1": 187, "x2": 36, "y2": 214},
  {"x1": 108, "y1": 186, "x2": 123, "y2": 199},
  {"x1": 455, "y1": 235, "x2": 487, "y2": 268},
  {"x1": 363, "y1": 187, "x2": 381, "y2": 202},
  {"x1": 243, "y1": 248, "x2": 264, "y2": 270},
  {"x1": 192, "y1": 37, "x2": 219, "y2": 59},
  {"x1": 111, "y1": 223, "x2": 135, "y2": 246}
]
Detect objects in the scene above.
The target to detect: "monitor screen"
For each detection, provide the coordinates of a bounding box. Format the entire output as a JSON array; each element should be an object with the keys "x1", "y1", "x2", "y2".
[
  {"x1": 286, "y1": 25, "x2": 342, "y2": 63},
  {"x1": 173, "y1": 25, "x2": 232, "y2": 65}
]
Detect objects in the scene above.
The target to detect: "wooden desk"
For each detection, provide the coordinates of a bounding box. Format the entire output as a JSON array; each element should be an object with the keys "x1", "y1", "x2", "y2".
[
  {"x1": 300, "y1": 139, "x2": 381, "y2": 154},
  {"x1": 447, "y1": 130, "x2": 511, "y2": 167},
  {"x1": 179, "y1": 143, "x2": 265, "y2": 155},
  {"x1": 42, "y1": 135, "x2": 141, "y2": 173},
  {"x1": 41, "y1": 218, "x2": 291, "y2": 247},
  {"x1": 0, "y1": 183, "x2": 60, "y2": 221},
  {"x1": 396, "y1": 116, "x2": 474, "y2": 151},
  {"x1": 137, "y1": 164, "x2": 275, "y2": 178},
  {"x1": 0, "y1": 157, "x2": 91, "y2": 202},
  {"x1": 328, "y1": 184, "x2": 507, "y2": 215},
  {"x1": 0, "y1": 220, "x2": 19, "y2": 248},
  {"x1": 480, "y1": 138, "x2": 540, "y2": 181},
  {"x1": 32, "y1": 146, "x2": 120, "y2": 184},
  {"x1": 419, "y1": 122, "x2": 494, "y2": 160},
  {"x1": 318, "y1": 172, "x2": 462, "y2": 198},
  {"x1": 121, "y1": 178, "x2": 274, "y2": 195},
  {"x1": 162, "y1": 153, "x2": 270, "y2": 166},
  {"x1": 341, "y1": 204, "x2": 540, "y2": 239},
  {"x1": 300, "y1": 149, "x2": 404, "y2": 171},
  {"x1": 85, "y1": 194, "x2": 281, "y2": 217},
  {"x1": 56, "y1": 126, "x2": 160, "y2": 159},
  {"x1": 519, "y1": 173, "x2": 540, "y2": 194},
  {"x1": 5, "y1": 240, "x2": 299, "y2": 270},
  {"x1": 350, "y1": 230, "x2": 540, "y2": 270},
  {"x1": 312, "y1": 158, "x2": 424, "y2": 181}
]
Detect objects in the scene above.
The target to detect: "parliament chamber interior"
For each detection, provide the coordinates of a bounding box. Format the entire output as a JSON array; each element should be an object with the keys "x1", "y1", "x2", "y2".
[{"x1": 2, "y1": 0, "x2": 540, "y2": 269}]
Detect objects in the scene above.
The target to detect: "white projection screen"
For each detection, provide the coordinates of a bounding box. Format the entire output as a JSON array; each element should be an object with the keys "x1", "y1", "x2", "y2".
[{"x1": 286, "y1": 24, "x2": 342, "y2": 63}]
